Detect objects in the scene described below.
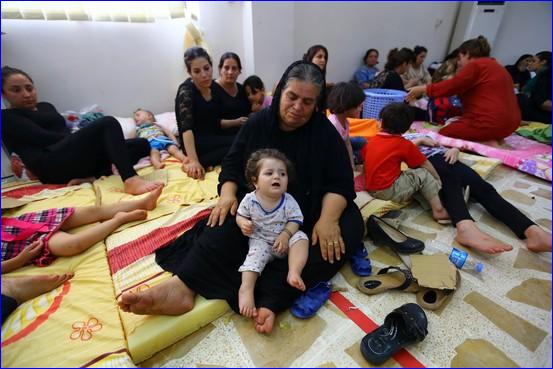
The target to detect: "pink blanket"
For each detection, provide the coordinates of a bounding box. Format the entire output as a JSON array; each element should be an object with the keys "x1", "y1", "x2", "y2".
[{"x1": 411, "y1": 122, "x2": 552, "y2": 182}]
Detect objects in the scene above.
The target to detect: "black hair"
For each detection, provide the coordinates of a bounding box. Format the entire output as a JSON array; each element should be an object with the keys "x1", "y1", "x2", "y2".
[
  {"x1": 218, "y1": 52, "x2": 242, "y2": 71},
  {"x1": 535, "y1": 51, "x2": 552, "y2": 69},
  {"x1": 1, "y1": 66, "x2": 34, "y2": 92},
  {"x1": 183, "y1": 46, "x2": 212, "y2": 74},
  {"x1": 385, "y1": 48, "x2": 415, "y2": 70},
  {"x1": 327, "y1": 82, "x2": 365, "y2": 114},
  {"x1": 379, "y1": 102, "x2": 414, "y2": 134},
  {"x1": 302, "y1": 45, "x2": 329, "y2": 71},
  {"x1": 244, "y1": 148, "x2": 295, "y2": 189},
  {"x1": 458, "y1": 36, "x2": 491, "y2": 58},
  {"x1": 243, "y1": 75, "x2": 265, "y2": 93},
  {"x1": 413, "y1": 46, "x2": 428, "y2": 57},
  {"x1": 363, "y1": 49, "x2": 379, "y2": 64},
  {"x1": 514, "y1": 54, "x2": 533, "y2": 67}
]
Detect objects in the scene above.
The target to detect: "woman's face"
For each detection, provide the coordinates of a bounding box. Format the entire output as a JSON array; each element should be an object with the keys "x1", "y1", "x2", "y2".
[
  {"x1": 457, "y1": 52, "x2": 471, "y2": 69},
  {"x1": 189, "y1": 57, "x2": 213, "y2": 89},
  {"x1": 415, "y1": 52, "x2": 427, "y2": 67},
  {"x1": 219, "y1": 57, "x2": 240, "y2": 84},
  {"x1": 397, "y1": 61, "x2": 409, "y2": 75},
  {"x1": 365, "y1": 51, "x2": 378, "y2": 68},
  {"x1": 528, "y1": 56, "x2": 546, "y2": 72},
  {"x1": 2, "y1": 73, "x2": 37, "y2": 110},
  {"x1": 279, "y1": 80, "x2": 319, "y2": 131},
  {"x1": 311, "y1": 49, "x2": 327, "y2": 71}
]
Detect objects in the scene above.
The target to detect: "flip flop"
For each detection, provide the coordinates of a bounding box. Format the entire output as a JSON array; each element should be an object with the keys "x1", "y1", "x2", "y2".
[
  {"x1": 416, "y1": 270, "x2": 461, "y2": 311},
  {"x1": 357, "y1": 266, "x2": 419, "y2": 295},
  {"x1": 290, "y1": 281, "x2": 332, "y2": 319},
  {"x1": 360, "y1": 303, "x2": 428, "y2": 365},
  {"x1": 350, "y1": 244, "x2": 372, "y2": 277}
]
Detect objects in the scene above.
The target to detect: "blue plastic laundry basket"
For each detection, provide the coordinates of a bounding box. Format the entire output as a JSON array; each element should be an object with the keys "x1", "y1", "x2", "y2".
[{"x1": 362, "y1": 89, "x2": 407, "y2": 119}]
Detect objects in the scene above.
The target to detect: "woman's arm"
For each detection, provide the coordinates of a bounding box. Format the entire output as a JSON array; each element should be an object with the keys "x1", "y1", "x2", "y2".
[
  {"x1": 2, "y1": 240, "x2": 43, "y2": 274},
  {"x1": 311, "y1": 193, "x2": 347, "y2": 264},
  {"x1": 2, "y1": 111, "x2": 66, "y2": 147},
  {"x1": 207, "y1": 181, "x2": 239, "y2": 226},
  {"x1": 220, "y1": 117, "x2": 248, "y2": 129},
  {"x1": 420, "y1": 159, "x2": 441, "y2": 181},
  {"x1": 181, "y1": 130, "x2": 205, "y2": 179}
]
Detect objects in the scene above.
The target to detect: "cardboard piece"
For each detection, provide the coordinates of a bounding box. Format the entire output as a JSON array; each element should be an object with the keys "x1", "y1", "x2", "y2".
[
  {"x1": 1, "y1": 197, "x2": 30, "y2": 209},
  {"x1": 411, "y1": 254, "x2": 458, "y2": 290}
]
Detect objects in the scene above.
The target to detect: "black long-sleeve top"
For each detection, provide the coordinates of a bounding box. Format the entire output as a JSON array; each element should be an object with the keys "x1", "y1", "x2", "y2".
[
  {"x1": 211, "y1": 82, "x2": 251, "y2": 120},
  {"x1": 1, "y1": 102, "x2": 69, "y2": 172}
]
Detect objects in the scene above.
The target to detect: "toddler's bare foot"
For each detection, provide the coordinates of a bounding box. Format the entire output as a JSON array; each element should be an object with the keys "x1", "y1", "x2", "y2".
[
  {"x1": 238, "y1": 285, "x2": 257, "y2": 318},
  {"x1": 456, "y1": 220, "x2": 512, "y2": 254},
  {"x1": 153, "y1": 162, "x2": 165, "y2": 170},
  {"x1": 2, "y1": 273, "x2": 74, "y2": 304},
  {"x1": 124, "y1": 175, "x2": 164, "y2": 195},
  {"x1": 525, "y1": 225, "x2": 552, "y2": 252},
  {"x1": 114, "y1": 210, "x2": 148, "y2": 224},
  {"x1": 287, "y1": 271, "x2": 306, "y2": 291},
  {"x1": 138, "y1": 186, "x2": 163, "y2": 211}
]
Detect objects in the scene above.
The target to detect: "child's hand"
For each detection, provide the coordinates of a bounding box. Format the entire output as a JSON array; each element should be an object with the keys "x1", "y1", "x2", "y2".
[
  {"x1": 251, "y1": 102, "x2": 262, "y2": 112},
  {"x1": 238, "y1": 219, "x2": 253, "y2": 236},
  {"x1": 273, "y1": 233, "x2": 290, "y2": 256},
  {"x1": 18, "y1": 239, "x2": 44, "y2": 264},
  {"x1": 444, "y1": 148, "x2": 460, "y2": 164}
]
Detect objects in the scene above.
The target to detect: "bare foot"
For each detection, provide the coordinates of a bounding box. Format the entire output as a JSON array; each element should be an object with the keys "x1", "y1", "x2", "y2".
[
  {"x1": 114, "y1": 210, "x2": 148, "y2": 224},
  {"x1": 67, "y1": 177, "x2": 95, "y2": 186},
  {"x1": 137, "y1": 186, "x2": 163, "y2": 211},
  {"x1": 153, "y1": 162, "x2": 165, "y2": 170},
  {"x1": 238, "y1": 285, "x2": 257, "y2": 318},
  {"x1": 287, "y1": 271, "x2": 306, "y2": 291},
  {"x1": 254, "y1": 307, "x2": 276, "y2": 334},
  {"x1": 525, "y1": 225, "x2": 552, "y2": 252},
  {"x1": 118, "y1": 276, "x2": 195, "y2": 315},
  {"x1": 456, "y1": 220, "x2": 513, "y2": 254},
  {"x1": 2, "y1": 273, "x2": 73, "y2": 304},
  {"x1": 123, "y1": 175, "x2": 164, "y2": 195}
]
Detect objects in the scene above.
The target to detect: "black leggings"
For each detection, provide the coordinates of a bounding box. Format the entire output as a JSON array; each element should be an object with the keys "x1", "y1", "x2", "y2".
[
  {"x1": 194, "y1": 134, "x2": 236, "y2": 167},
  {"x1": 36, "y1": 117, "x2": 149, "y2": 183},
  {"x1": 156, "y1": 202, "x2": 364, "y2": 314},
  {"x1": 429, "y1": 154, "x2": 534, "y2": 239},
  {"x1": 2, "y1": 294, "x2": 18, "y2": 324}
]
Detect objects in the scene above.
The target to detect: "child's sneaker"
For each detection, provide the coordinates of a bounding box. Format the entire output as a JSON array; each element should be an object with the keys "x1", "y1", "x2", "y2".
[{"x1": 350, "y1": 244, "x2": 372, "y2": 276}]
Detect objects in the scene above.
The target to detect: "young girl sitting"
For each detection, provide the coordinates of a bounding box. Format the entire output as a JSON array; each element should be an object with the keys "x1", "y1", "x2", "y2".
[
  {"x1": 133, "y1": 109, "x2": 188, "y2": 169},
  {"x1": 361, "y1": 103, "x2": 449, "y2": 222},
  {"x1": 243, "y1": 75, "x2": 272, "y2": 113},
  {"x1": 1, "y1": 187, "x2": 162, "y2": 273},
  {"x1": 235, "y1": 149, "x2": 309, "y2": 318},
  {"x1": 327, "y1": 82, "x2": 367, "y2": 171}
]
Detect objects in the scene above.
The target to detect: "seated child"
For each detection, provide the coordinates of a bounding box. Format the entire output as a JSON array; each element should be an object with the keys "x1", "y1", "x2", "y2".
[
  {"x1": 243, "y1": 75, "x2": 272, "y2": 113},
  {"x1": 361, "y1": 102, "x2": 449, "y2": 222},
  {"x1": 133, "y1": 108, "x2": 187, "y2": 169},
  {"x1": 327, "y1": 82, "x2": 368, "y2": 171},
  {"x1": 235, "y1": 149, "x2": 309, "y2": 318},
  {"x1": 1, "y1": 187, "x2": 162, "y2": 273}
]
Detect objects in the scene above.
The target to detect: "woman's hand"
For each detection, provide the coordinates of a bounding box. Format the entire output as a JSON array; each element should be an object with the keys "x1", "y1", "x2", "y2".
[
  {"x1": 18, "y1": 239, "x2": 44, "y2": 264},
  {"x1": 236, "y1": 117, "x2": 248, "y2": 126},
  {"x1": 207, "y1": 192, "x2": 238, "y2": 227},
  {"x1": 182, "y1": 159, "x2": 205, "y2": 180},
  {"x1": 406, "y1": 85, "x2": 427, "y2": 103},
  {"x1": 443, "y1": 148, "x2": 460, "y2": 164},
  {"x1": 311, "y1": 218, "x2": 344, "y2": 264},
  {"x1": 414, "y1": 137, "x2": 438, "y2": 147}
]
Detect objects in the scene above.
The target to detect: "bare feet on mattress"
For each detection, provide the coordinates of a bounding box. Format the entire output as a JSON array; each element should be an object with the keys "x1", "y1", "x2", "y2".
[
  {"x1": 254, "y1": 307, "x2": 276, "y2": 334},
  {"x1": 67, "y1": 177, "x2": 95, "y2": 186},
  {"x1": 287, "y1": 271, "x2": 306, "y2": 291},
  {"x1": 118, "y1": 276, "x2": 195, "y2": 315},
  {"x1": 114, "y1": 210, "x2": 148, "y2": 224},
  {"x1": 525, "y1": 225, "x2": 552, "y2": 252},
  {"x1": 123, "y1": 175, "x2": 164, "y2": 195},
  {"x1": 456, "y1": 220, "x2": 513, "y2": 254},
  {"x1": 137, "y1": 186, "x2": 163, "y2": 211},
  {"x1": 238, "y1": 285, "x2": 257, "y2": 318},
  {"x1": 2, "y1": 273, "x2": 74, "y2": 304}
]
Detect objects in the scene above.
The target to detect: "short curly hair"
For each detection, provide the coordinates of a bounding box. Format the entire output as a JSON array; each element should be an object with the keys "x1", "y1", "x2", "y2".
[{"x1": 244, "y1": 149, "x2": 295, "y2": 190}]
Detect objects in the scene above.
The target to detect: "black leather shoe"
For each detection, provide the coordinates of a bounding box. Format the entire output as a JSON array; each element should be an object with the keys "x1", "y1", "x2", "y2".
[
  {"x1": 360, "y1": 303, "x2": 428, "y2": 365},
  {"x1": 366, "y1": 215, "x2": 425, "y2": 254}
]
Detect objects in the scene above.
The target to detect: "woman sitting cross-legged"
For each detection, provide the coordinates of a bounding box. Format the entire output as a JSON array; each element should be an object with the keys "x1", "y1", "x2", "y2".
[
  {"x1": 119, "y1": 61, "x2": 364, "y2": 334},
  {"x1": 1, "y1": 66, "x2": 163, "y2": 195}
]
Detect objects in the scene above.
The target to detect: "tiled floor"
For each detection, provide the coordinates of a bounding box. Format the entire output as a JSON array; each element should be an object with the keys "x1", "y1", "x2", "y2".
[{"x1": 140, "y1": 166, "x2": 552, "y2": 368}]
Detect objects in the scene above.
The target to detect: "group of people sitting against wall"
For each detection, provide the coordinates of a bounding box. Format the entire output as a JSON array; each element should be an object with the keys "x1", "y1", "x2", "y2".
[{"x1": 1, "y1": 35, "x2": 551, "y2": 332}]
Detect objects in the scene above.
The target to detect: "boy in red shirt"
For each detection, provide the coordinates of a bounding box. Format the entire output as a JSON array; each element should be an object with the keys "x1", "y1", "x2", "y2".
[{"x1": 362, "y1": 103, "x2": 449, "y2": 222}]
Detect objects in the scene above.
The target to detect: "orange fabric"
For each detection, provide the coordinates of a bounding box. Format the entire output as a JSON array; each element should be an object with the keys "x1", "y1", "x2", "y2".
[
  {"x1": 361, "y1": 134, "x2": 426, "y2": 191},
  {"x1": 348, "y1": 118, "x2": 381, "y2": 139}
]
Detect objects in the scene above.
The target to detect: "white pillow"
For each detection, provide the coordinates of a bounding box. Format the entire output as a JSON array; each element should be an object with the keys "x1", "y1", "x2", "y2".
[
  {"x1": 114, "y1": 112, "x2": 177, "y2": 140},
  {"x1": 114, "y1": 116, "x2": 137, "y2": 139}
]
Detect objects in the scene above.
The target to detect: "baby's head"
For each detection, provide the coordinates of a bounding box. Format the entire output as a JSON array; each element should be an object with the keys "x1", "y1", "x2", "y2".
[
  {"x1": 379, "y1": 102, "x2": 414, "y2": 135},
  {"x1": 243, "y1": 75, "x2": 266, "y2": 105},
  {"x1": 245, "y1": 149, "x2": 294, "y2": 196},
  {"x1": 327, "y1": 82, "x2": 365, "y2": 118},
  {"x1": 133, "y1": 108, "x2": 155, "y2": 125}
]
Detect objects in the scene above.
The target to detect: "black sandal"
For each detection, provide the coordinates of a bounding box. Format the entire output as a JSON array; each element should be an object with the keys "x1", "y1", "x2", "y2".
[
  {"x1": 360, "y1": 303, "x2": 428, "y2": 365},
  {"x1": 366, "y1": 215, "x2": 425, "y2": 254}
]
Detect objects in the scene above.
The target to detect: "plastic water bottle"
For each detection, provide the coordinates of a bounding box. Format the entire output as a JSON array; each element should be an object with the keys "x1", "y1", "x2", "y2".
[{"x1": 424, "y1": 240, "x2": 484, "y2": 273}]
